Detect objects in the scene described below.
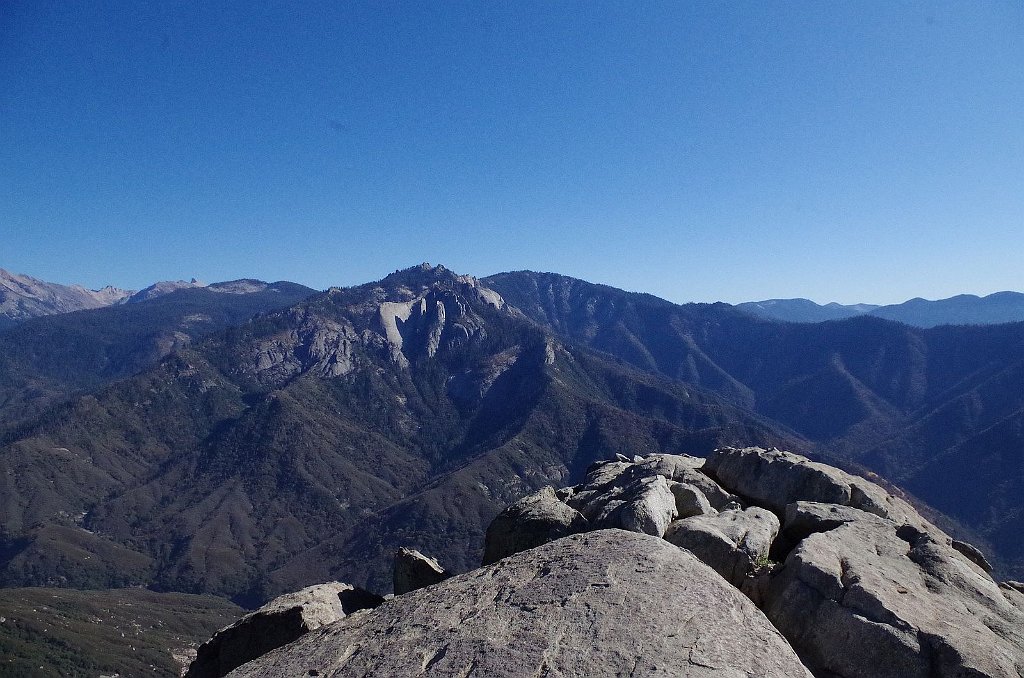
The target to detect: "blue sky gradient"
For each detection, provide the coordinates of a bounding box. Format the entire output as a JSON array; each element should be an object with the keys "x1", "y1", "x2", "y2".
[{"x1": 2, "y1": 1, "x2": 1022, "y2": 303}]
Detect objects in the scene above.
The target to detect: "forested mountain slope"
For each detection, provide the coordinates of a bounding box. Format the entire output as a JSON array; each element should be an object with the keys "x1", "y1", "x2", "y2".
[
  {"x1": 0, "y1": 281, "x2": 315, "y2": 428},
  {"x1": 0, "y1": 266, "x2": 795, "y2": 602}
]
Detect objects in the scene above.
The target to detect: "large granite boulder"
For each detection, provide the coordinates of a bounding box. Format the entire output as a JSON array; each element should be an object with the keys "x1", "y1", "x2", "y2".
[
  {"x1": 393, "y1": 547, "x2": 451, "y2": 594},
  {"x1": 764, "y1": 509, "x2": 1024, "y2": 678},
  {"x1": 664, "y1": 507, "x2": 780, "y2": 587},
  {"x1": 191, "y1": 446, "x2": 1023, "y2": 678},
  {"x1": 185, "y1": 582, "x2": 383, "y2": 678},
  {"x1": 636, "y1": 454, "x2": 740, "y2": 510},
  {"x1": 703, "y1": 447, "x2": 924, "y2": 528},
  {"x1": 229, "y1": 530, "x2": 813, "y2": 677},
  {"x1": 632, "y1": 452, "x2": 705, "y2": 479},
  {"x1": 566, "y1": 463, "x2": 678, "y2": 537},
  {"x1": 669, "y1": 481, "x2": 716, "y2": 518},
  {"x1": 482, "y1": 486, "x2": 588, "y2": 565},
  {"x1": 782, "y1": 500, "x2": 875, "y2": 540}
]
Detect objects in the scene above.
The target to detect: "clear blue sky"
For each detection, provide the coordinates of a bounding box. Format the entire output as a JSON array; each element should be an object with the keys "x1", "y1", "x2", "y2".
[{"x1": 2, "y1": 1, "x2": 1022, "y2": 304}]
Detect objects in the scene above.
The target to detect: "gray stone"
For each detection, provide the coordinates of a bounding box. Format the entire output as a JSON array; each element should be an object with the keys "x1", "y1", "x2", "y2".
[
  {"x1": 681, "y1": 469, "x2": 741, "y2": 510},
  {"x1": 951, "y1": 538, "x2": 994, "y2": 574},
  {"x1": 393, "y1": 547, "x2": 450, "y2": 595},
  {"x1": 669, "y1": 481, "x2": 715, "y2": 518},
  {"x1": 634, "y1": 452, "x2": 707, "y2": 479},
  {"x1": 582, "y1": 475, "x2": 678, "y2": 537},
  {"x1": 783, "y1": 501, "x2": 875, "y2": 539},
  {"x1": 632, "y1": 454, "x2": 740, "y2": 510},
  {"x1": 482, "y1": 486, "x2": 587, "y2": 565},
  {"x1": 1002, "y1": 582, "x2": 1024, "y2": 613},
  {"x1": 665, "y1": 507, "x2": 780, "y2": 587},
  {"x1": 566, "y1": 461, "x2": 680, "y2": 537},
  {"x1": 762, "y1": 513, "x2": 1024, "y2": 678},
  {"x1": 704, "y1": 447, "x2": 928, "y2": 528},
  {"x1": 185, "y1": 582, "x2": 383, "y2": 678},
  {"x1": 229, "y1": 530, "x2": 813, "y2": 678},
  {"x1": 570, "y1": 460, "x2": 632, "y2": 501}
]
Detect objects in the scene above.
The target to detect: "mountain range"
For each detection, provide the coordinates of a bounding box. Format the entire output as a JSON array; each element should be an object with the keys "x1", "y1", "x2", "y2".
[
  {"x1": 738, "y1": 291, "x2": 1024, "y2": 327},
  {"x1": 0, "y1": 268, "x2": 306, "y2": 329},
  {"x1": 7, "y1": 266, "x2": 1024, "y2": 330},
  {"x1": 0, "y1": 279, "x2": 315, "y2": 429},
  {"x1": 1, "y1": 264, "x2": 1022, "y2": 614},
  {"x1": 0, "y1": 268, "x2": 132, "y2": 329}
]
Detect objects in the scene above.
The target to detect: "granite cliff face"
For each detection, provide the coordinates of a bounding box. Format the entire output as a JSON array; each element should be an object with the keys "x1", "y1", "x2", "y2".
[{"x1": 197, "y1": 447, "x2": 1024, "y2": 678}]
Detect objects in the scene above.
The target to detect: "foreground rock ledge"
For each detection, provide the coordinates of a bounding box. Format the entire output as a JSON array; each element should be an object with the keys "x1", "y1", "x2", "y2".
[
  {"x1": 186, "y1": 582, "x2": 383, "y2": 678},
  {"x1": 229, "y1": 530, "x2": 812, "y2": 677}
]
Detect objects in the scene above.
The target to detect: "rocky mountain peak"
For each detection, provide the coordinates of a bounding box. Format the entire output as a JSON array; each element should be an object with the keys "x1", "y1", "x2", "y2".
[
  {"x1": 207, "y1": 279, "x2": 271, "y2": 294},
  {"x1": 241, "y1": 266, "x2": 512, "y2": 385},
  {"x1": 376, "y1": 263, "x2": 500, "y2": 303},
  {"x1": 128, "y1": 278, "x2": 209, "y2": 303}
]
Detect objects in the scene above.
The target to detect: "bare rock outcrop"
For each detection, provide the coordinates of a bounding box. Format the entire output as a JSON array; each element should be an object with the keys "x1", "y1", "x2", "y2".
[
  {"x1": 637, "y1": 453, "x2": 740, "y2": 509},
  {"x1": 194, "y1": 446, "x2": 1024, "y2": 678},
  {"x1": 703, "y1": 446, "x2": 923, "y2": 528},
  {"x1": 228, "y1": 531, "x2": 813, "y2": 678},
  {"x1": 669, "y1": 481, "x2": 716, "y2": 518},
  {"x1": 482, "y1": 486, "x2": 587, "y2": 565},
  {"x1": 492, "y1": 447, "x2": 1024, "y2": 677},
  {"x1": 664, "y1": 507, "x2": 780, "y2": 587},
  {"x1": 393, "y1": 547, "x2": 450, "y2": 594},
  {"x1": 565, "y1": 460, "x2": 679, "y2": 537},
  {"x1": 185, "y1": 582, "x2": 383, "y2": 678},
  {"x1": 764, "y1": 514, "x2": 1024, "y2": 677}
]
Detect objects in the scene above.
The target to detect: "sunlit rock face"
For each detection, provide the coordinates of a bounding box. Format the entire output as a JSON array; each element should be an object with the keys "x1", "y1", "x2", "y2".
[{"x1": 196, "y1": 447, "x2": 1024, "y2": 678}]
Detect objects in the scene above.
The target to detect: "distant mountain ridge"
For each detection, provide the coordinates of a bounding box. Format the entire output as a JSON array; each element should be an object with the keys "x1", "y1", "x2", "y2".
[
  {"x1": 8, "y1": 266, "x2": 1023, "y2": 330},
  {"x1": 736, "y1": 298, "x2": 880, "y2": 323},
  {"x1": 0, "y1": 268, "x2": 300, "y2": 327},
  {"x1": 738, "y1": 291, "x2": 1024, "y2": 327},
  {"x1": 0, "y1": 268, "x2": 133, "y2": 326},
  {"x1": 0, "y1": 279, "x2": 317, "y2": 428}
]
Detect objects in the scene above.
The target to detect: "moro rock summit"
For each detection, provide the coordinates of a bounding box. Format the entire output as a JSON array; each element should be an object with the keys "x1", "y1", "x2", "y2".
[{"x1": 190, "y1": 447, "x2": 1024, "y2": 677}]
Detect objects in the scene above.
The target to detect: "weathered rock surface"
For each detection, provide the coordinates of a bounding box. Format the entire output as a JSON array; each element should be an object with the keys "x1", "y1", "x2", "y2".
[
  {"x1": 782, "y1": 501, "x2": 875, "y2": 540},
  {"x1": 229, "y1": 530, "x2": 813, "y2": 677},
  {"x1": 638, "y1": 453, "x2": 740, "y2": 510},
  {"x1": 566, "y1": 461, "x2": 678, "y2": 536},
  {"x1": 482, "y1": 486, "x2": 588, "y2": 565},
  {"x1": 393, "y1": 547, "x2": 450, "y2": 594},
  {"x1": 670, "y1": 481, "x2": 716, "y2": 518},
  {"x1": 597, "y1": 475, "x2": 678, "y2": 535},
  {"x1": 185, "y1": 582, "x2": 383, "y2": 678},
  {"x1": 665, "y1": 507, "x2": 780, "y2": 587},
  {"x1": 633, "y1": 452, "x2": 705, "y2": 479},
  {"x1": 704, "y1": 447, "x2": 923, "y2": 527},
  {"x1": 952, "y1": 538, "x2": 994, "y2": 573},
  {"x1": 194, "y1": 446, "x2": 1024, "y2": 678},
  {"x1": 1003, "y1": 582, "x2": 1024, "y2": 612},
  {"x1": 764, "y1": 514, "x2": 1024, "y2": 678}
]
